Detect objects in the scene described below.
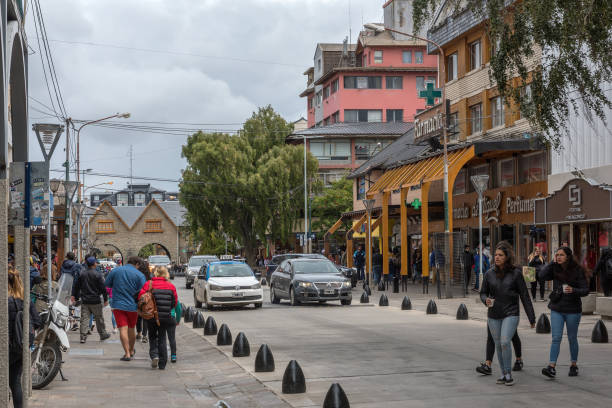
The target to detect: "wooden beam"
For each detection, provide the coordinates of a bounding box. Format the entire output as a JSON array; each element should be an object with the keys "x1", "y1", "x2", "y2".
[
  {"x1": 382, "y1": 192, "x2": 390, "y2": 277},
  {"x1": 400, "y1": 188, "x2": 408, "y2": 275},
  {"x1": 421, "y1": 182, "x2": 431, "y2": 277}
]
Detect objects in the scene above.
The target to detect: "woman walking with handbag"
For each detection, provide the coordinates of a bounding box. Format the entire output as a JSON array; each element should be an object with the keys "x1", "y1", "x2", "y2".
[
  {"x1": 539, "y1": 246, "x2": 589, "y2": 378},
  {"x1": 529, "y1": 246, "x2": 546, "y2": 301},
  {"x1": 480, "y1": 241, "x2": 536, "y2": 385}
]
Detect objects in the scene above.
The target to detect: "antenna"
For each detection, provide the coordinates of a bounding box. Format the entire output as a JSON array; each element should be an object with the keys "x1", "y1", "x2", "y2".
[
  {"x1": 348, "y1": 0, "x2": 352, "y2": 46},
  {"x1": 128, "y1": 144, "x2": 134, "y2": 192}
]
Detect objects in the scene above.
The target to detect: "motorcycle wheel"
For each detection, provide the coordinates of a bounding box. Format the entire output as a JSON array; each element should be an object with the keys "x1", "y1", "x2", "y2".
[{"x1": 31, "y1": 342, "x2": 62, "y2": 389}]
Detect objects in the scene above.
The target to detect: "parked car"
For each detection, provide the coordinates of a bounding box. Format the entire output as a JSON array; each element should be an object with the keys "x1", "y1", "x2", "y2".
[
  {"x1": 148, "y1": 255, "x2": 174, "y2": 279},
  {"x1": 193, "y1": 261, "x2": 263, "y2": 309},
  {"x1": 269, "y1": 258, "x2": 352, "y2": 306},
  {"x1": 265, "y1": 253, "x2": 326, "y2": 278},
  {"x1": 185, "y1": 255, "x2": 219, "y2": 289},
  {"x1": 98, "y1": 259, "x2": 117, "y2": 269}
]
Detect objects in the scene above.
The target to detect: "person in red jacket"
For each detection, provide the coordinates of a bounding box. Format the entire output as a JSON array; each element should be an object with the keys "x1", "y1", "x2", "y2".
[{"x1": 138, "y1": 266, "x2": 178, "y2": 370}]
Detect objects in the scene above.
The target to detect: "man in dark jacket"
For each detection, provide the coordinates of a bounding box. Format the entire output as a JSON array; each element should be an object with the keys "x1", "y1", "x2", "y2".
[{"x1": 73, "y1": 256, "x2": 110, "y2": 343}]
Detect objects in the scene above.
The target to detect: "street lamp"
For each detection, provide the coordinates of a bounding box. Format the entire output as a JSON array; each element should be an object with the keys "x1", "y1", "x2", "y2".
[
  {"x1": 363, "y1": 198, "x2": 376, "y2": 287},
  {"x1": 471, "y1": 174, "x2": 489, "y2": 290}
]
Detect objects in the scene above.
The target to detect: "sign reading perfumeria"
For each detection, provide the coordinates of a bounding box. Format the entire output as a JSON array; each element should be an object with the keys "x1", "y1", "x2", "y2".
[{"x1": 454, "y1": 192, "x2": 539, "y2": 223}]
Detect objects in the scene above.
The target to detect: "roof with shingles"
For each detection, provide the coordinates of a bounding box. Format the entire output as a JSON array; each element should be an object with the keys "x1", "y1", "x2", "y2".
[{"x1": 289, "y1": 122, "x2": 414, "y2": 138}]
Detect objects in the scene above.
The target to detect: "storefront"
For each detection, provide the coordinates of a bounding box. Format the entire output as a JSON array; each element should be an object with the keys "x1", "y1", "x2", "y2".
[{"x1": 535, "y1": 178, "x2": 612, "y2": 288}]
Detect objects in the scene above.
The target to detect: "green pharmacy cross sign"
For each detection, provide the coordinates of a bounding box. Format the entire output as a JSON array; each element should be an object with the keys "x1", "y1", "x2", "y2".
[
  {"x1": 419, "y1": 82, "x2": 442, "y2": 106},
  {"x1": 410, "y1": 198, "x2": 422, "y2": 210}
]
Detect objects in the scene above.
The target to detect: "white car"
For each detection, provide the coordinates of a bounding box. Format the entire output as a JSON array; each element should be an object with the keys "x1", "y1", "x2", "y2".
[{"x1": 194, "y1": 261, "x2": 263, "y2": 309}]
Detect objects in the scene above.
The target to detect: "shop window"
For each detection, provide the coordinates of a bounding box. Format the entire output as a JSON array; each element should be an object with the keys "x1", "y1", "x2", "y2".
[
  {"x1": 518, "y1": 152, "x2": 546, "y2": 183},
  {"x1": 402, "y1": 50, "x2": 412, "y2": 63},
  {"x1": 453, "y1": 168, "x2": 466, "y2": 195},
  {"x1": 145, "y1": 220, "x2": 162, "y2": 232},
  {"x1": 96, "y1": 221, "x2": 115, "y2": 234},
  {"x1": 497, "y1": 158, "x2": 514, "y2": 187}
]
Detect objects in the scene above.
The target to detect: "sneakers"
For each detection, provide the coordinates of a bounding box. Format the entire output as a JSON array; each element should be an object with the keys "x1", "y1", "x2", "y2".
[
  {"x1": 542, "y1": 365, "x2": 556, "y2": 378},
  {"x1": 80, "y1": 336, "x2": 86, "y2": 344},
  {"x1": 112, "y1": 328, "x2": 118, "y2": 334},
  {"x1": 513, "y1": 359, "x2": 523, "y2": 371},
  {"x1": 171, "y1": 355, "x2": 177, "y2": 363},
  {"x1": 504, "y1": 375, "x2": 514, "y2": 386},
  {"x1": 151, "y1": 357, "x2": 159, "y2": 369},
  {"x1": 569, "y1": 365, "x2": 579, "y2": 377},
  {"x1": 476, "y1": 362, "x2": 492, "y2": 375},
  {"x1": 496, "y1": 376, "x2": 506, "y2": 384},
  {"x1": 142, "y1": 336, "x2": 148, "y2": 344},
  {"x1": 136, "y1": 333, "x2": 142, "y2": 340},
  {"x1": 100, "y1": 333, "x2": 111, "y2": 341}
]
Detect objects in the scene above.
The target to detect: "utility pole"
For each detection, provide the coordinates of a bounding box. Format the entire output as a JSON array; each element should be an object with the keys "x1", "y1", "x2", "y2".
[
  {"x1": 129, "y1": 144, "x2": 134, "y2": 193},
  {"x1": 65, "y1": 118, "x2": 70, "y2": 257}
]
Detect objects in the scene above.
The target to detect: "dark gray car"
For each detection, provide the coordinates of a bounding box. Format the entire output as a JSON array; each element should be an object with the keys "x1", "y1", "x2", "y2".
[{"x1": 269, "y1": 258, "x2": 352, "y2": 306}]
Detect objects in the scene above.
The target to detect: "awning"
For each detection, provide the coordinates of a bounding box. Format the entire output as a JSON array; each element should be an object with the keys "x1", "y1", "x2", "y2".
[{"x1": 367, "y1": 146, "x2": 475, "y2": 196}]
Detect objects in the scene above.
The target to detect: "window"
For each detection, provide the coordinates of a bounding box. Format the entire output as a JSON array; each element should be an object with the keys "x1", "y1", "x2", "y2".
[
  {"x1": 386, "y1": 76, "x2": 403, "y2": 89},
  {"x1": 468, "y1": 164, "x2": 489, "y2": 192},
  {"x1": 344, "y1": 109, "x2": 382, "y2": 123},
  {"x1": 497, "y1": 158, "x2": 514, "y2": 187},
  {"x1": 331, "y1": 79, "x2": 339, "y2": 93},
  {"x1": 402, "y1": 50, "x2": 412, "y2": 63},
  {"x1": 134, "y1": 193, "x2": 146, "y2": 206},
  {"x1": 448, "y1": 112, "x2": 459, "y2": 141},
  {"x1": 427, "y1": 76, "x2": 436, "y2": 87},
  {"x1": 519, "y1": 152, "x2": 546, "y2": 184},
  {"x1": 145, "y1": 220, "x2": 162, "y2": 232},
  {"x1": 331, "y1": 111, "x2": 340, "y2": 124},
  {"x1": 386, "y1": 109, "x2": 403, "y2": 122},
  {"x1": 415, "y1": 50, "x2": 423, "y2": 64},
  {"x1": 453, "y1": 168, "x2": 466, "y2": 195},
  {"x1": 309, "y1": 140, "x2": 351, "y2": 160},
  {"x1": 374, "y1": 50, "x2": 383, "y2": 64},
  {"x1": 491, "y1": 96, "x2": 505, "y2": 127},
  {"x1": 323, "y1": 86, "x2": 330, "y2": 100},
  {"x1": 519, "y1": 84, "x2": 532, "y2": 119},
  {"x1": 416, "y1": 76, "x2": 424, "y2": 90},
  {"x1": 151, "y1": 193, "x2": 163, "y2": 201},
  {"x1": 308, "y1": 97, "x2": 313, "y2": 109},
  {"x1": 362, "y1": 54, "x2": 367, "y2": 67},
  {"x1": 447, "y1": 53, "x2": 458, "y2": 81},
  {"x1": 316, "y1": 91, "x2": 322, "y2": 106},
  {"x1": 344, "y1": 76, "x2": 382, "y2": 89},
  {"x1": 354, "y1": 139, "x2": 389, "y2": 160},
  {"x1": 117, "y1": 193, "x2": 129, "y2": 207},
  {"x1": 469, "y1": 40, "x2": 481, "y2": 71},
  {"x1": 96, "y1": 221, "x2": 114, "y2": 233},
  {"x1": 357, "y1": 177, "x2": 366, "y2": 200},
  {"x1": 470, "y1": 103, "x2": 482, "y2": 134}
]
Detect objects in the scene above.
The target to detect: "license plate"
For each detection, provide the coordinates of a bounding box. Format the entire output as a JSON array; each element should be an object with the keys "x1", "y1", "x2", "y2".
[
  {"x1": 232, "y1": 292, "x2": 244, "y2": 297},
  {"x1": 324, "y1": 289, "x2": 335, "y2": 295}
]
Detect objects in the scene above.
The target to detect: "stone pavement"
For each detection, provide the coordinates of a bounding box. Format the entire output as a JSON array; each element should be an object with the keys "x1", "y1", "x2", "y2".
[{"x1": 28, "y1": 307, "x2": 290, "y2": 408}]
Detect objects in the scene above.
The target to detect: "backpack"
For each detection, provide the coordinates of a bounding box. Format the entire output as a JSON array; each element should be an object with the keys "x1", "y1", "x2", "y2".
[
  {"x1": 137, "y1": 281, "x2": 160, "y2": 326},
  {"x1": 9, "y1": 298, "x2": 23, "y2": 354}
]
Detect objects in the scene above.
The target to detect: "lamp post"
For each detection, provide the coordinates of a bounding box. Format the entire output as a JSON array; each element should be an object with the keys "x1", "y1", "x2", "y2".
[
  {"x1": 63, "y1": 180, "x2": 78, "y2": 256},
  {"x1": 363, "y1": 198, "x2": 376, "y2": 287},
  {"x1": 471, "y1": 175, "x2": 489, "y2": 289}
]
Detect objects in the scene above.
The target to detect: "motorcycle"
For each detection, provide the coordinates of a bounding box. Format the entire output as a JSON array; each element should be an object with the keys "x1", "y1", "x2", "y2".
[{"x1": 31, "y1": 273, "x2": 72, "y2": 389}]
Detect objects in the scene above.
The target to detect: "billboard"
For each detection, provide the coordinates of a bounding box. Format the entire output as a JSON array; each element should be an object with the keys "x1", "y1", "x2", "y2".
[{"x1": 9, "y1": 161, "x2": 50, "y2": 227}]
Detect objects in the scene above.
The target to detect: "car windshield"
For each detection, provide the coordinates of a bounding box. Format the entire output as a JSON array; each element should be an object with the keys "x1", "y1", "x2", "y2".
[
  {"x1": 292, "y1": 260, "x2": 338, "y2": 274},
  {"x1": 210, "y1": 264, "x2": 253, "y2": 278},
  {"x1": 189, "y1": 257, "x2": 215, "y2": 267},
  {"x1": 150, "y1": 256, "x2": 170, "y2": 264}
]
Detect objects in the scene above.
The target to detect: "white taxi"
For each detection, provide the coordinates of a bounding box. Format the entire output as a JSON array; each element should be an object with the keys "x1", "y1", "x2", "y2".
[{"x1": 193, "y1": 261, "x2": 263, "y2": 309}]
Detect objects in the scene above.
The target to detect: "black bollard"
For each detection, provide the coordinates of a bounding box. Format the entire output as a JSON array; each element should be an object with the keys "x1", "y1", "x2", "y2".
[
  {"x1": 426, "y1": 299, "x2": 437, "y2": 314},
  {"x1": 204, "y1": 316, "x2": 218, "y2": 335},
  {"x1": 184, "y1": 307, "x2": 195, "y2": 323},
  {"x1": 401, "y1": 296, "x2": 412, "y2": 310},
  {"x1": 456, "y1": 303, "x2": 468, "y2": 320},
  {"x1": 260, "y1": 277, "x2": 267, "y2": 286},
  {"x1": 377, "y1": 280, "x2": 386, "y2": 291},
  {"x1": 379, "y1": 294, "x2": 389, "y2": 306},
  {"x1": 282, "y1": 360, "x2": 306, "y2": 394},
  {"x1": 591, "y1": 319, "x2": 609, "y2": 343},
  {"x1": 323, "y1": 383, "x2": 350, "y2": 408},
  {"x1": 192, "y1": 311, "x2": 205, "y2": 329},
  {"x1": 364, "y1": 285, "x2": 372, "y2": 296},
  {"x1": 393, "y1": 275, "x2": 399, "y2": 293},
  {"x1": 255, "y1": 344, "x2": 275, "y2": 372},
  {"x1": 536, "y1": 313, "x2": 551, "y2": 334},
  {"x1": 217, "y1": 323, "x2": 232, "y2": 346},
  {"x1": 360, "y1": 292, "x2": 369, "y2": 304},
  {"x1": 232, "y1": 332, "x2": 250, "y2": 357}
]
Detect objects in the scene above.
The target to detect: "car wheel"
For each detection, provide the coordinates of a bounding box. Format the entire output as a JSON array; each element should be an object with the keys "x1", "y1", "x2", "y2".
[
  {"x1": 194, "y1": 290, "x2": 202, "y2": 308},
  {"x1": 289, "y1": 286, "x2": 300, "y2": 306},
  {"x1": 270, "y1": 286, "x2": 280, "y2": 304},
  {"x1": 204, "y1": 292, "x2": 214, "y2": 311},
  {"x1": 318, "y1": 300, "x2": 327, "y2": 304},
  {"x1": 341, "y1": 298, "x2": 352, "y2": 306},
  {"x1": 254, "y1": 303, "x2": 263, "y2": 309}
]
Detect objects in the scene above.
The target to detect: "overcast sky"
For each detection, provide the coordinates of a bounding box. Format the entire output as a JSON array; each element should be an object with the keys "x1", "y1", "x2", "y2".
[{"x1": 26, "y1": 0, "x2": 386, "y2": 194}]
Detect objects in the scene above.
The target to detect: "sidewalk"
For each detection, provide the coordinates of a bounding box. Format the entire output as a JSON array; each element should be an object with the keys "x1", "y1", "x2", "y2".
[{"x1": 28, "y1": 308, "x2": 290, "y2": 408}]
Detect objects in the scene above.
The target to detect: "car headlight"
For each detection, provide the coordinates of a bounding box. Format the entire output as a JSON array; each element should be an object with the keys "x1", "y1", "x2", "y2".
[
  {"x1": 297, "y1": 281, "x2": 313, "y2": 288},
  {"x1": 251, "y1": 283, "x2": 261, "y2": 289},
  {"x1": 342, "y1": 281, "x2": 352, "y2": 288},
  {"x1": 209, "y1": 284, "x2": 223, "y2": 291}
]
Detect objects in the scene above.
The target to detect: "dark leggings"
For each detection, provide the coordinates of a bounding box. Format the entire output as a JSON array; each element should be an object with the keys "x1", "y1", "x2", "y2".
[
  {"x1": 486, "y1": 324, "x2": 522, "y2": 361},
  {"x1": 166, "y1": 322, "x2": 177, "y2": 356},
  {"x1": 531, "y1": 279, "x2": 545, "y2": 299},
  {"x1": 9, "y1": 358, "x2": 23, "y2": 408},
  {"x1": 137, "y1": 316, "x2": 148, "y2": 336}
]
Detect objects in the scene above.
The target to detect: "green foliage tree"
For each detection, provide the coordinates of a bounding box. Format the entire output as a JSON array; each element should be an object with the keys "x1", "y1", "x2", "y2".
[
  {"x1": 412, "y1": 0, "x2": 612, "y2": 147},
  {"x1": 311, "y1": 178, "x2": 353, "y2": 239},
  {"x1": 180, "y1": 106, "x2": 319, "y2": 262},
  {"x1": 192, "y1": 228, "x2": 237, "y2": 256}
]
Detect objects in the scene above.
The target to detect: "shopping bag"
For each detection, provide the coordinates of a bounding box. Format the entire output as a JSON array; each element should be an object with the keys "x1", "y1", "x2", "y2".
[{"x1": 522, "y1": 266, "x2": 536, "y2": 283}]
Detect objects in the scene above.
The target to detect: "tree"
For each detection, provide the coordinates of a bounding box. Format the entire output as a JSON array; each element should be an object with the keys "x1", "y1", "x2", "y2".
[
  {"x1": 180, "y1": 106, "x2": 319, "y2": 263},
  {"x1": 311, "y1": 178, "x2": 353, "y2": 239},
  {"x1": 412, "y1": 0, "x2": 612, "y2": 147},
  {"x1": 192, "y1": 228, "x2": 237, "y2": 256}
]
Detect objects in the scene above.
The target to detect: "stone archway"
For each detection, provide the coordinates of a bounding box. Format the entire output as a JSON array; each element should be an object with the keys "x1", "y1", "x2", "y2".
[
  {"x1": 7, "y1": 21, "x2": 28, "y2": 162},
  {"x1": 138, "y1": 242, "x2": 173, "y2": 261}
]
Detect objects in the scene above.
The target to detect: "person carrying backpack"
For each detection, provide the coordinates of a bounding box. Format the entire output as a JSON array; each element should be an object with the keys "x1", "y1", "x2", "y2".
[
  {"x1": 138, "y1": 266, "x2": 178, "y2": 370},
  {"x1": 8, "y1": 266, "x2": 42, "y2": 408},
  {"x1": 594, "y1": 248, "x2": 612, "y2": 296}
]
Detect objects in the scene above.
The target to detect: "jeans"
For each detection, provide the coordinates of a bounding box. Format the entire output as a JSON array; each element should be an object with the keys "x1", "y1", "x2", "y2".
[
  {"x1": 488, "y1": 316, "x2": 520, "y2": 375},
  {"x1": 473, "y1": 271, "x2": 480, "y2": 290},
  {"x1": 9, "y1": 358, "x2": 23, "y2": 408},
  {"x1": 373, "y1": 265, "x2": 382, "y2": 284},
  {"x1": 137, "y1": 316, "x2": 148, "y2": 336},
  {"x1": 549, "y1": 310, "x2": 581, "y2": 363},
  {"x1": 166, "y1": 322, "x2": 177, "y2": 356},
  {"x1": 486, "y1": 324, "x2": 521, "y2": 361},
  {"x1": 356, "y1": 265, "x2": 364, "y2": 281},
  {"x1": 147, "y1": 320, "x2": 169, "y2": 368}
]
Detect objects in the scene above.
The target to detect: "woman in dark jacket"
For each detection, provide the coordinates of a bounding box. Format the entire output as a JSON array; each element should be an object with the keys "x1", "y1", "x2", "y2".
[
  {"x1": 8, "y1": 267, "x2": 42, "y2": 408},
  {"x1": 538, "y1": 246, "x2": 589, "y2": 378},
  {"x1": 480, "y1": 241, "x2": 536, "y2": 386},
  {"x1": 138, "y1": 266, "x2": 178, "y2": 370},
  {"x1": 528, "y1": 246, "x2": 546, "y2": 301},
  {"x1": 594, "y1": 248, "x2": 612, "y2": 296}
]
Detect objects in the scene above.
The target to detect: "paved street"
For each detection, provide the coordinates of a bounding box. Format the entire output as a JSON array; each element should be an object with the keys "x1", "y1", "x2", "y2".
[{"x1": 27, "y1": 276, "x2": 612, "y2": 408}]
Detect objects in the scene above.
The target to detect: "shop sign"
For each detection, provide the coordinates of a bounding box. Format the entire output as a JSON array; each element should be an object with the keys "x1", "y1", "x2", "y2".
[
  {"x1": 454, "y1": 192, "x2": 539, "y2": 223},
  {"x1": 414, "y1": 112, "x2": 443, "y2": 140}
]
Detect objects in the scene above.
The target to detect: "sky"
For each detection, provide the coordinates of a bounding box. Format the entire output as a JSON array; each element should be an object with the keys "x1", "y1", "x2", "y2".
[{"x1": 26, "y1": 0, "x2": 386, "y2": 195}]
